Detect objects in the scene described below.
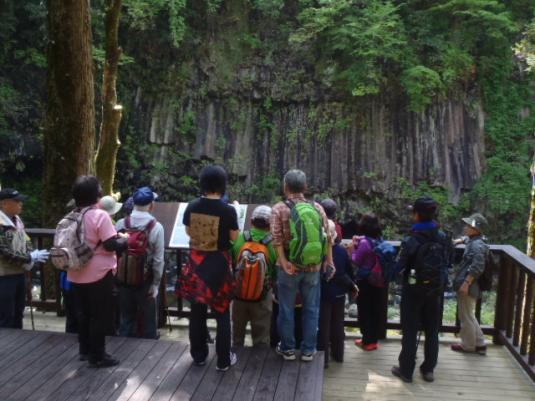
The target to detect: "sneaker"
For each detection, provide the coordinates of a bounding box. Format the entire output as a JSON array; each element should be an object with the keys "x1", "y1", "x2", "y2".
[
  {"x1": 451, "y1": 344, "x2": 472, "y2": 353},
  {"x1": 391, "y1": 366, "x2": 412, "y2": 383},
  {"x1": 216, "y1": 352, "x2": 237, "y2": 372},
  {"x1": 301, "y1": 351, "x2": 317, "y2": 362},
  {"x1": 362, "y1": 343, "x2": 378, "y2": 351},
  {"x1": 420, "y1": 369, "x2": 434, "y2": 383},
  {"x1": 88, "y1": 355, "x2": 120, "y2": 368},
  {"x1": 276, "y1": 344, "x2": 296, "y2": 361},
  {"x1": 354, "y1": 339, "x2": 363, "y2": 347},
  {"x1": 476, "y1": 345, "x2": 487, "y2": 356}
]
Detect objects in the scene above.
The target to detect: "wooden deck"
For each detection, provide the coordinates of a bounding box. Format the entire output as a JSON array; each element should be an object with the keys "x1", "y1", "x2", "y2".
[
  {"x1": 0, "y1": 329, "x2": 323, "y2": 401},
  {"x1": 324, "y1": 338, "x2": 535, "y2": 401}
]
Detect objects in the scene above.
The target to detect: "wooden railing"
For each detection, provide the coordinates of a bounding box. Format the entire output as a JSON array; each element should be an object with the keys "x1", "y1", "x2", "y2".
[{"x1": 24, "y1": 229, "x2": 535, "y2": 381}]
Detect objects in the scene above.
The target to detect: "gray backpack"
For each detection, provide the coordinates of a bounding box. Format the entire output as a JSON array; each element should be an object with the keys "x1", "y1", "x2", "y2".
[{"x1": 50, "y1": 207, "x2": 95, "y2": 271}]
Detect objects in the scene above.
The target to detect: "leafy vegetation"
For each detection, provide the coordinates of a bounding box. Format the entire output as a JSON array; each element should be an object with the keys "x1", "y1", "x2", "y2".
[{"x1": 0, "y1": 0, "x2": 533, "y2": 248}]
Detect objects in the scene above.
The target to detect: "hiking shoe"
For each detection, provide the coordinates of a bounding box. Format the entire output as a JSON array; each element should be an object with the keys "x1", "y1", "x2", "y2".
[
  {"x1": 216, "y1": 352, "x2": 237, "y2": 372},
  {"x1": 451, "y1": 344, "x2": 471, "y2": 353},
  {"x1": 301, "y1": 351, "x2": 317, "y2": 362},
  {"x1": 476, "y1": 345, "x2": 487, "y2": 356},
  {"x1": 276, "y1": 344, "x2": 296, "y2": 361},
  {"x1": 89, "y1": 356, "x2": 120, "y2": 368},
  {"x1": 193, "y1": 359, "x2": 207, "y2": 366},
  {"x1": 391, "y1": 366, "x2": 412, "y2": 383},
  {"x1": 362, "y1": 343, "x2": 378, "y2": 351},
  {"x1": 420, "y1": 369, "x2": 434, "y2": 383}
]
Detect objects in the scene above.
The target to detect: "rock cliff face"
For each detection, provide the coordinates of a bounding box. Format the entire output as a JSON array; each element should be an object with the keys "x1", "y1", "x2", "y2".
[{"x1": 131, "y1": 85, "x2": 485, "y2": 200}]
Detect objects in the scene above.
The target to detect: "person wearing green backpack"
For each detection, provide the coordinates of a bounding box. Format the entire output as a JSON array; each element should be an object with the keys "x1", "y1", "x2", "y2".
[{"x1": 271, "y1": 169, "x2": 333, "y2": 362}]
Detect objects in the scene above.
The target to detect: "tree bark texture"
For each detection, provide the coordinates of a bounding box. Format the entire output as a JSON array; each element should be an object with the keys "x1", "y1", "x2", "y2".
[
  {"x1": 527, "y1": 159, "x2": 535, "y2": 258},
  {"x1": 95, "y1": 0, "x2": 123, "y2": 195},
  {"x1": 43, "y1": 0, "x2": 96, "y2": 226}
]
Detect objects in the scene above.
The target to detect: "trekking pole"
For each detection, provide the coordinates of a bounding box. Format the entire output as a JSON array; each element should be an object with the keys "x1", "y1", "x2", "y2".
[
  {"x1": 26, "y1": 270, "x2": 35, "y2": 331},
  {"x1": 29, "y1": 293, "x2": 35, "y2": 331}
]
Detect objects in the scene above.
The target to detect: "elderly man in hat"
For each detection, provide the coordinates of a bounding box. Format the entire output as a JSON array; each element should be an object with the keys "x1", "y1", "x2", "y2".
[
  {"x1": 115, "y1": 186, "x2": 165, "y2": 339},
  {"x1": 0, "y1": 188, "x2": 49, "y2": 328},
  {"x1": 451, "y1": 213, "x2": 489, "y2": 355}
]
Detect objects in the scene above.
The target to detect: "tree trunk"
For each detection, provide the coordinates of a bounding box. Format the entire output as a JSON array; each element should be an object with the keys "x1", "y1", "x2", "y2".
[
  {"x1": 95, "y1": 0, "x2": 123, "y2": 196},
  {"x1": 43, "y1": 0, "x2": 96, "y2": 226},
  {"x1": 527, "y1": 159, "x2": 535, "y2": 258}
]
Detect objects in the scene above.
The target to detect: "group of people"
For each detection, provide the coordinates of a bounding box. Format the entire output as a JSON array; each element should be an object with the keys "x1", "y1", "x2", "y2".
[{"x1": 0, "y1": 166, "x2": 490, "y2": 382}]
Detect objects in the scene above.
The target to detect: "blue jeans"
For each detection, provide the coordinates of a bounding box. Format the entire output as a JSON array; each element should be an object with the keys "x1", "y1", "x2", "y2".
[
  {"x1": 0, "y1": 274, "x2": 26, "y2": 329},
  {"x1": 277, "y1": 269, "x2": 321, "y2": 354},
  {"x1": 118, "y1": 283, "x2": 158, "y2": 339}
]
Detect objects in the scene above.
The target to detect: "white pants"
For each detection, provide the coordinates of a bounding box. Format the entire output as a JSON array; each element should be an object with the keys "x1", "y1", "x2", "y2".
[{"x1": 458, "y1": 293, "x2": 486, "y2": 350}]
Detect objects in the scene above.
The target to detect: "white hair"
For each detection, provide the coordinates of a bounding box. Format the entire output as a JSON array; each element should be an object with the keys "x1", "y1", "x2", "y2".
[{"x1": 134, "y1": 204, "x2": 151, "y2": 212}]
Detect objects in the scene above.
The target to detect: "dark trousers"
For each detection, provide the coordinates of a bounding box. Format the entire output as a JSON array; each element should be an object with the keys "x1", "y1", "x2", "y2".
[
  {"x1": 317, "y1": 297, "x2": 346, "y2": 366},
  {"x1": 0, "y1": 274, "x2": 26, "y2": 329},
  {"x1": 118, "y1": 283, "x2": 158, "y2": 339},
  {"x1": 73, "y1": 271, "x2": 115, "y2": 360},
  {"x1": 356, "y1": 280, "x2": 384, "y2": 345},
  {"x1": 62, "y1": 290, "x2": 79, "y2": 334},
  {"x1": 398, "y1": 285, "x2": 442, "y2": 378},
  {"x1": 270, "y1": 302, "x2": 302, "y2": 349},
  {"x1": 189, "y1": 302, "x2": 231, "y2": 369}
]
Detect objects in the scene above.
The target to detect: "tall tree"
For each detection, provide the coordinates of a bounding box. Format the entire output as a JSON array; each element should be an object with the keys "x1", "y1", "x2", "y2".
[
  {"x1": 43, "y1": 0, "x2": 96, "y2": 226},
  {"x1": 95, "y1": 0, "x2": 123, "y2": 195},
  {"x1": 528, "y1": 161, "x2": 535, "y2": 257}
]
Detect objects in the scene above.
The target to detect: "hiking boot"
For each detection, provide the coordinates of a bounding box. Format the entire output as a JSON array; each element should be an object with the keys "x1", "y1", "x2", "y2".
[
  {"x1": 362, "y1": 343, "x2": 378, "y2": 351},
  {"x1": 276, "y1": 344, "x2": 296, "y2": 361},
  {"x1": 391, "y1": 366, "x2": 412, "y2": 383},
  {"x1": 301, "y1": 351, "x2": 317, "y2": 362},
  {"x1": 216, "y1": 352, "x2": 237, "y2": 372},
  {"x1": 420, "y1": 369, "x2": 434, "y2": 383},
  {"x1": 89, "y1": 355, "x2": 120, "y2": 368},
  {"x1": 476, "y1": 345, "x2": 487, "y2": 356}
]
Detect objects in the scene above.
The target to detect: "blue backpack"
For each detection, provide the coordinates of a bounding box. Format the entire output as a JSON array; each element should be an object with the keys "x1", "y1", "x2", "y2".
[{"x1": 368, "y1": 238, "x2": 398, "y2": 287}]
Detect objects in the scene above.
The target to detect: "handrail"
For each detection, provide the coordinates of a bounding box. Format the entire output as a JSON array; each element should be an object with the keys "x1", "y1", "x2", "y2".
[{"x1": 24, "y1": 228, "x2": 535, "y2": 381}]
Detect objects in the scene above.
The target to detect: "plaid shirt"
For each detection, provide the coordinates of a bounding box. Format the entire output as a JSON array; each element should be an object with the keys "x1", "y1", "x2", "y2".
[{"x1": 270, "y1": 194, "x2": 329, "y2": 272}]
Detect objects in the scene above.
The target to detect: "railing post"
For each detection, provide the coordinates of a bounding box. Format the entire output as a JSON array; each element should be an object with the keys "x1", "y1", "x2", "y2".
[
  {"x1": 506, "y1": 259, "x2": 519, "y2": 339},
  {"x1": 521, "y1": 276, "x2": 534, "y2": 355},
  {"x1": 494, "y1": 252, "x2": 510, "y2": 344},
  {"x1": 513, "y1": 271, "x2": 527, "y2": 347}
]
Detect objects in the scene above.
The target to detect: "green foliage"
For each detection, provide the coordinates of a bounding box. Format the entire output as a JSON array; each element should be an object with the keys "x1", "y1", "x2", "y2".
[{"x1": 401, "y1": 66, "x2": 444, "y2": 112}]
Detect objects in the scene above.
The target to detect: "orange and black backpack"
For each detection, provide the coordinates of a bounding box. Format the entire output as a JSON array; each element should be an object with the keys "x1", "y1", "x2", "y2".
[{"x1": 234, "y1": 231, "x2": 272, "y2": 301}]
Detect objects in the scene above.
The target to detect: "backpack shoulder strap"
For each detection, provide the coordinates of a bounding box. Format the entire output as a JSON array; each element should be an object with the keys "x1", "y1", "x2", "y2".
[
  {"x1": 145, "y1": 219, "x2": 156, "y2": 233},
  {"x1": 284, "y1": 199, "x2": 295, "y2": 210},
  {"x1": 243, "y1": 230, "x2": 253, "y2": 242},
  {"x1": 125, "y1": 216, "x2": 131, "y2": 230},
  {"x1": 261, "y1": 234, "x2": 273, "y2": 245}
]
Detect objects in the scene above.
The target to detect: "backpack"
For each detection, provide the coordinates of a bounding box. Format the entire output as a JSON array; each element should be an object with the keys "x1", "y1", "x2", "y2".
[
  {"x1": 367, "y1": 238, "x2": 398, "y2": 287},
  {"x1": 412, "y1": 232, "x2": 451, "y2": 290},
  {"x1": 478, "y1": 247, "x2": 494, "y2": 292},
  {"x1": 50, "y1": 207, "x2": 96, "y2": 271},
  {"x1": 116, "y1": 217, "x2": 156, "y2": 287},
  {"x1": 285, "y1": 200, "x2": 326, "y2": 268},
  {"x1": 234, "y1": 231, "x2": 272, "y2": 301}
]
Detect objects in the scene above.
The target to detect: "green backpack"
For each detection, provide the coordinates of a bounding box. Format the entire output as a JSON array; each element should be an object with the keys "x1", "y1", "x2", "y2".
[{"x1": 284, "y1": 200, "x2": 326, "y2": 267}]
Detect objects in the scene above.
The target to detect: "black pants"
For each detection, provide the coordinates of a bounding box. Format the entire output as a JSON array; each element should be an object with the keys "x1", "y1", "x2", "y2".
[
  {"x1": 0, "y1": 274, "x2": 26, "y2": 329},
  {"x1": 356, "y1": 280, "x2": 384, "y2": 345},
  {"x1": 62, "y1": 290, "x2": 79, "y2": 334},
  {"x1": 398, "y1": 284, "x2": 442, "y2": 378},
  {"x1": 189, "y1": 302, "x2": 231, "y2": 369},
  {"x1": 317, "y1": 297, "x2": 345, "y2": 366},
  {"x1": 270, "y1": 302, "x2": 302, "y2": 349},
  {"x1": 73, "y1": 271, "x2": 115, "y2": 360}
]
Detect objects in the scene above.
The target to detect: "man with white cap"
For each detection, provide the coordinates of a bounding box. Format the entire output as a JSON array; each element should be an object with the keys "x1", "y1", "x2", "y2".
[
  {"x1": 451, "y1": 213, "x2": 489, "y2": 355},
  {"x1": 115, "y1": 186, "x2": 165, "y2": 339},
  {"x1": 231, "y1": 205, "x2": 277, "y2": 347},
  {"x1": 0, "y1": 188, "x2": 49, "y2": 328}
]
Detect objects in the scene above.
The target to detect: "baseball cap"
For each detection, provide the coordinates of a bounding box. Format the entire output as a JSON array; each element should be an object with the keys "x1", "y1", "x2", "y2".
[
  {"x1": 320, "y1": 199, "x2": 337, "y2": 220},
  {"x1": 99, "y1": 195, "x2": 123, "y2": 216},
  {"x1": 462, "y1": 213, "x2": 488, "y2": 232},
  {"x1": 133, "y1": 186, "x2": 158, "y2": 206},
  {"x1": 252, "y1": 205, "x2": 272, "y2": 222},
  {"x1": 0, "y1": 188, "x2": 28, "y2": 202}
]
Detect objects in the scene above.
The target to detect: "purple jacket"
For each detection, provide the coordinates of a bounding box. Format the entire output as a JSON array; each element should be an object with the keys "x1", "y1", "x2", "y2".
[{"x1": 352, "y1": 237, "x2": 377, "y2": 280}]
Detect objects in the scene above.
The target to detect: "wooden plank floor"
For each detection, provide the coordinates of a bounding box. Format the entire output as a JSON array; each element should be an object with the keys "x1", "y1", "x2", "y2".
[
  {"x1": 0, "y1": 329, "x2": 324, "y2": 401},
  {"x1": 323, "y1": 339, "x2": 535, "y2": 401}
]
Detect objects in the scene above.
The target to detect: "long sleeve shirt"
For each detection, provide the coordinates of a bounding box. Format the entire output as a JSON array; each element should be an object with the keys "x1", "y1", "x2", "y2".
[
  {"x1": 116, "y1": 210, "x2": 165, "y2": 287},
  {"x1": 453, "y1": 236, "x2": 489, "y2": 299}
]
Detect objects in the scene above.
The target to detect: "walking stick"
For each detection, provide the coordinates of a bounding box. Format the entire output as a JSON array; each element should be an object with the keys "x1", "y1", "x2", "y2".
[{"x1": 25, "y1": 270, "x2": 35, "y2": 330}]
